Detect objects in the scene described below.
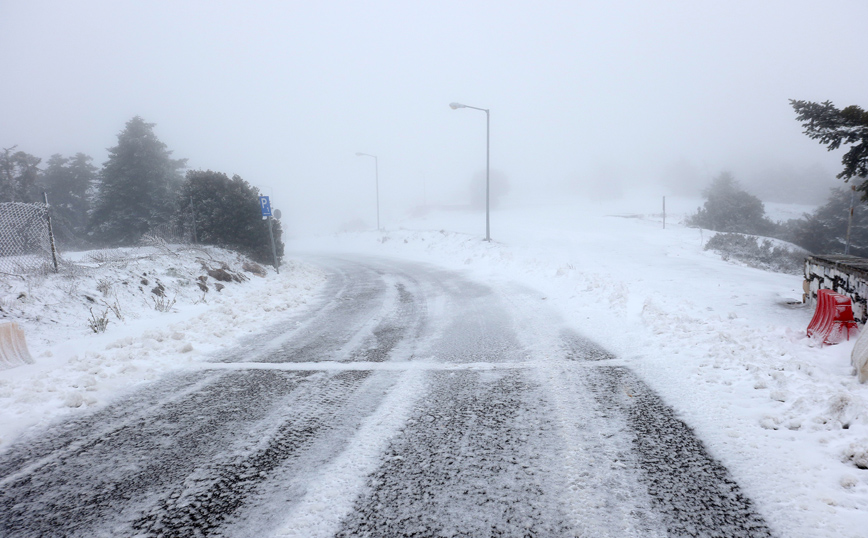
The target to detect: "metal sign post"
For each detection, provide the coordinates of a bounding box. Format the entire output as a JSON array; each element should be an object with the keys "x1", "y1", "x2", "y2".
[
  {"x1": 42, "y1": 192, "x2": 59, "y2": 273},
  {"x1": 260, "y1": 196, "x2": 279, "y2": 274}
]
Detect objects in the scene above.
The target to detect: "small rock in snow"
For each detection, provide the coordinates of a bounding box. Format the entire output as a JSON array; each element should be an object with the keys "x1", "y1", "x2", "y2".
[
  {"x1": 840, "y1": 475, "x2": 859, "y2": 489},
  {"x1": 770, "y1": 390, "x2": 788, "y2": 402}
]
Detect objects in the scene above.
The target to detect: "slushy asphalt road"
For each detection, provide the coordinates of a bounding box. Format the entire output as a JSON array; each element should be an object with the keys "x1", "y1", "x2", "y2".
[{"x1": 0, "y1": 256, "x2": 774, "y2": 537}]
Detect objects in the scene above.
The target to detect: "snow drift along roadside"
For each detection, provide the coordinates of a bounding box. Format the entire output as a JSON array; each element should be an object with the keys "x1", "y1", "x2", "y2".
[{"x1": 0, "y1": 244, "x2": 326, "y2": 448}]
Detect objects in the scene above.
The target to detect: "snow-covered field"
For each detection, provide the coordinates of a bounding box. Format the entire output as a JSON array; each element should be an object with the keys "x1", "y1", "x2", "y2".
[{"x1": 1, "y1": 194, "x2": 866, "y2": 536}]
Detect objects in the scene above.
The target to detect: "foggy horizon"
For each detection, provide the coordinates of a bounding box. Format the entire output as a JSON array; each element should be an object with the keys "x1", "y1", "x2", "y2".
[{"x1": 2, "y1": 0, "x2": 866, "y2": 235}]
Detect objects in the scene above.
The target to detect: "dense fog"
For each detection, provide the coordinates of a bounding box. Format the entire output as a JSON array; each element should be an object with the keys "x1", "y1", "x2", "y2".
[{"x1": 1, "y1": 0, "x2": 865, "y2": 237}]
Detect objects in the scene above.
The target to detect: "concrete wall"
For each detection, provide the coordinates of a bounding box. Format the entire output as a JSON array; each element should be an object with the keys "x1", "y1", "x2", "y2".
[{"x1": 804, "y1": 255, "x2": 868, "y2": 324}]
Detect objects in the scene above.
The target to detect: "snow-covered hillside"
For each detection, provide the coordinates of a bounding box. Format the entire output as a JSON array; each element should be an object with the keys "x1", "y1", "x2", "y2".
[{"x1": 0, "y1": 244, "x2": 325, "y2": 446}]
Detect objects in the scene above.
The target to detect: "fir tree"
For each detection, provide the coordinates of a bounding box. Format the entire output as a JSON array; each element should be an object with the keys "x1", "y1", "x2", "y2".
[
  {"x1": 90, "y1": 117, "x2": 186, "y2": 245},
  {"x1": 40, "y1": 153, "x2": 97, "y2": 246},
  {"x1": 687, "y1": 172, "x2": 776, "y2": 235},
  {"x1": 0, "y1": 147, "x2": 41, "y2": 203}
]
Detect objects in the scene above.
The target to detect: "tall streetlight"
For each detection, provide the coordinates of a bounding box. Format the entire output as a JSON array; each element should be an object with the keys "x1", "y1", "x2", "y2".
[
  {"x1": 355, "y1": 152, "x2": 380, "y2": 230},
  {"x1": 450, "y1": 101, "x2": 490, "y2": 242}
]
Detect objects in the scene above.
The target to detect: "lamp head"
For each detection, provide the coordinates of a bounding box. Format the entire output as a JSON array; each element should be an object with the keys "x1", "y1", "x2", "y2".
[{"x1": 449, "y1": 102, "x2": 466, "y2": 110}]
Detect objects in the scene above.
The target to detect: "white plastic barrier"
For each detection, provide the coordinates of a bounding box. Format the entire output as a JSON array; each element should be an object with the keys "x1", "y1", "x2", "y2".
[
  {"x1": 850, "y1": 326, "x2": 868, "y2": 383},
  {"x1": 0, "y1": 322, "x2": 34, "y2": 369}
]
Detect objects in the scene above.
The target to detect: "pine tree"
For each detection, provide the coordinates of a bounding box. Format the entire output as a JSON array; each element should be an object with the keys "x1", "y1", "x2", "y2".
[
  {"x1": 791, "y1": 99, "x2": 868, "y2": 195},
  {"x1": 180, "y1": 170, "x2": 283, "y2": 263},
  {"x1": 40, "y1": 153, "x2": 97, "y2": 246},
  {"x1": 90, "y1": 117, "x2": 186, "y2": 245}
]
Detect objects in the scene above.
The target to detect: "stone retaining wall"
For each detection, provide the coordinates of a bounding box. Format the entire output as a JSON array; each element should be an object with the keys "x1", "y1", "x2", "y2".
[{"x1": 804, "y1": 254, "x2": 868, "y2": 324}]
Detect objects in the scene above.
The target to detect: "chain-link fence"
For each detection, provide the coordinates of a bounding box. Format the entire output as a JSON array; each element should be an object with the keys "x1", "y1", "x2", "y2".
[
  {"x1": 148, "y1": 222, "x2": 193, "y2": 245},
  {"x1": 0, "y1": 202, "x2": 58, "y2": 276},
  {"x1": 1, "y1": 201, "x2": 199, "y2": 278}
]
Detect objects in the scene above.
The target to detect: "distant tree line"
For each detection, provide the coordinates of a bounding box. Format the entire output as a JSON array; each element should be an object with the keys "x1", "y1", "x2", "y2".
[
  {"x1": 687, "y1": 173, "x2": 868, "y2": 257},
  {"x1": 689, "y1": 99, "x2": 868, "y2": 259},
  {"x1": 1, "y1": 116, "x2": 282, "y2": 263}
]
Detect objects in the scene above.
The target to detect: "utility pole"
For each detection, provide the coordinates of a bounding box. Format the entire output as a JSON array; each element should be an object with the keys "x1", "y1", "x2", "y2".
[
  {"x1": 190, "y1": 196, "x2": 198, "y2": 243},
  {"x1": 846, "y1": 185, "x2": 856, "y2": 255}
]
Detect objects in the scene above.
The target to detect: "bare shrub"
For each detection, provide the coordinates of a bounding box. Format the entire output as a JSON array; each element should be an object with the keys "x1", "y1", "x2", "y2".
[
  {"x1": 151, "y1": 294, "x2": 177, "y2": 313},
  {"x1": 88, "y1": 308, "x2": 109, "y2": 333},
  {"x1": 101, "y1": 298, "x2": 124, "y2": 321},
  {"x1": 96, "y1": 278, "x2": 113, "y2": 296}
]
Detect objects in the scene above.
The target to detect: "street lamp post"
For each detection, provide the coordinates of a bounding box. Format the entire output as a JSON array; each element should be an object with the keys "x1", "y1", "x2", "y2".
[
  {"x1": 450, "y1": 102, "x2": 490, "y2": 242},
  {"x1": 355, "y1": 152, "x2": 380, "y2": 231}
]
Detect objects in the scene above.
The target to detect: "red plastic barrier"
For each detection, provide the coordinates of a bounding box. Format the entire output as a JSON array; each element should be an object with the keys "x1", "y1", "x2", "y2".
[{"x1": 807, "y1": 289, "x2": 858, "y2": 344}]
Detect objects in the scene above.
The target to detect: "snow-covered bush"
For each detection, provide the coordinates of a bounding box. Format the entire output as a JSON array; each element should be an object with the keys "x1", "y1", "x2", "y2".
[{"x1": 704, "y1": 233, "x2": 806, "y2": 274}]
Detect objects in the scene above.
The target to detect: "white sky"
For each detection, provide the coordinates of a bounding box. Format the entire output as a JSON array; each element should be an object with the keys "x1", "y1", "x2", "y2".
[{"x1": 2, "y1": 0, "x2": 867, "y2": 234}]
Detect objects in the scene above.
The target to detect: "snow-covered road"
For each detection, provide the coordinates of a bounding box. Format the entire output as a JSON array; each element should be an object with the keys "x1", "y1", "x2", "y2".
[{"x1": 0, "y1": 256, "x2": 773, "y2": 537}]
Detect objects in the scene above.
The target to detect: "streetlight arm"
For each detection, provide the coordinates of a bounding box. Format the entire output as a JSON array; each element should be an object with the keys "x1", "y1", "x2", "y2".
[{"x1": 450, "y1": 102, "x2": 488, "y2": 113}]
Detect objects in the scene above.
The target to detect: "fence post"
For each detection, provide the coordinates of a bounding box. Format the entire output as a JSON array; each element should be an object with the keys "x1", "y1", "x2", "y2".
[
  {"x1": 663, "y1": 195, "x2": 666, "y2": 229},
  {"x1": 42, "y1": 192, "x2": 59, "y2": 273}
]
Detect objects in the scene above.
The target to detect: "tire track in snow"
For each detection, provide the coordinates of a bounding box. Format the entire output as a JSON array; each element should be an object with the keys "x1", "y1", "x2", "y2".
[
  {"x1": 330, "y1": 273, "x2": 776, "y2": 537},
  {"x1": 585, "y1": 366, "x2": 774, "y2": 538},
  {"x1": 335, "y1": 369, "x2": 576, "y2": 538},
  {"x1": 0, "y1": 370, "x2": 318, "y2": 537},
  {"x1": 129, "y1": 370, "x2": 381, "y2": 537}
]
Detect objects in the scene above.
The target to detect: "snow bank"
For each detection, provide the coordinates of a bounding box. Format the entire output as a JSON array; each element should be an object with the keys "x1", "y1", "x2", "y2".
[{"x1": 0, "y1": 244, "x2": 326, "y2": 447}]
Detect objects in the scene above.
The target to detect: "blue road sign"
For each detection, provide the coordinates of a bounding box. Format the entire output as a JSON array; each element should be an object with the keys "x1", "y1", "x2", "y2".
[{"x1": 259, "y1": 196, "x2": 272, "y2": 217}]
